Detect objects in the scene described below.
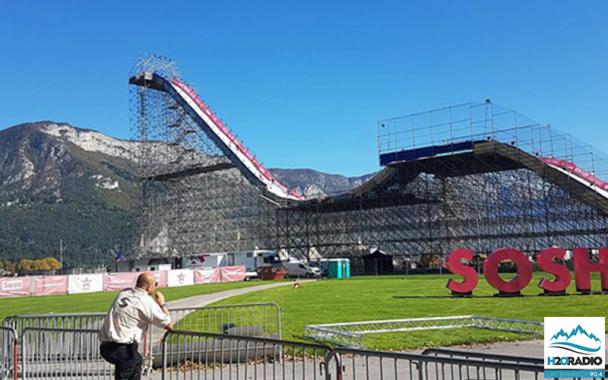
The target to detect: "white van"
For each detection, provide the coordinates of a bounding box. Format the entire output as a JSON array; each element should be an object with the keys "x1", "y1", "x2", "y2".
[{"x1": 282, "y1": 259, "x2": 321, "y2": 278}]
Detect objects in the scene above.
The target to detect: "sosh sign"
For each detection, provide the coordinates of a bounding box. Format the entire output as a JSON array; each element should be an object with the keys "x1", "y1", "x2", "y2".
[{"x1": 446, "y1": 248, "x2": 608, "y2": 296}]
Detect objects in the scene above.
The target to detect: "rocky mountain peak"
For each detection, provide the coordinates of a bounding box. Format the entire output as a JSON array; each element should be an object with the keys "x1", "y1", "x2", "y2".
[
  {"x1": 37, "y1": 122, "x2": 136, "y2": 160},
  {"x1": 0, "y1": 121, "x2": 376, "y2": 264}
]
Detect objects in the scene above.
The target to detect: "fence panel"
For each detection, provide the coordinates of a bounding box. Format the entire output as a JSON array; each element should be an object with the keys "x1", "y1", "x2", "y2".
[
  {"x1": 325, "y1": 349, "x2": 424, "y2": 380},
  {"x1": 149, "y1": 303, "x2": 281, "y2": 367},
  {"x1": 3, "y1": 313, "x2": 106, "y2": 336},
  {"x1": 325, "y1": 348, "x2": 547, "y2": 380},
  {"x1": 4, "y1": 302, "x2": 282, "y2": 373},
  {"x1": 421, "y1": 348, "x2": 544, "y2": 366},
  {"x1": 161, "y1": 330, "x2": 331, "y2": 380},
  {"x1": 0, "y1": 327, "x2": 16, "y2": 380},
  {"x1": 170, "y1": 303, "x2": 281, "y2": 338},
  {"x1": 21, "y1": 328, "x2": 112, "y2": 379}
]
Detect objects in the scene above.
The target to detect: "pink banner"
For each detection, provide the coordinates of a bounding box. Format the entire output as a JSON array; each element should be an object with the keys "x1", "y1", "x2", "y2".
[
  {"x1": 541, "y1": 157, "x2": 608, "y2": 191},
  {"x1": 151, "y1": 271, "x2": 168, "y2": 288},
  {"x1": 220, "y1": 266, "x2": 246, "y2": 283},
  {"x1": 0, "y1": 276, "x2": 33, "y2": 297},
  {"x1": 32, "y1": 275, "x2": 68, "y2": 296},
  {"x1": 103, "y1": 272, "x2": 138, "y2": 292},
  {"x1": 194, "y1": 268, "x2": 221, "y2": 284}
]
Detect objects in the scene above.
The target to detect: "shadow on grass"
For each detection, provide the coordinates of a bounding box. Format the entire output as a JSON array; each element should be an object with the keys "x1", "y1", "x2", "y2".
[
  {"x1": 393, "y1": 292, "x2": 598, "y2": 299},
  {"x1": 392, "y1": 295, "x2": 497, "y2": 299}
]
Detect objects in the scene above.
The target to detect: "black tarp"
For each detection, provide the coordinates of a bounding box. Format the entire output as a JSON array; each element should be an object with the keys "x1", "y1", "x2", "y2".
[{"x1": 362, "y1": 249, "x2": 394, "y2": 275}]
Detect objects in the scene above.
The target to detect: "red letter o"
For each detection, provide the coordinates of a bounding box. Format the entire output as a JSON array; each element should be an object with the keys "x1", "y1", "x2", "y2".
[{"x1": 484, "y1": 248, "x2": 533, "y2": 295}]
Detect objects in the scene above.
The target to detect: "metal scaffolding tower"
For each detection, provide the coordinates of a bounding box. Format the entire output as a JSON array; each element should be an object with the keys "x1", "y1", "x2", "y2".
[
  {"x1": 129, "y1": 56, "x2": 281, "y2": 258},
  {"x1": 130, "y1": 57, "x2": 608, "y2": 272},
  {"x1": 278, "y1": 102, "x2": 608, "y2": 270}
]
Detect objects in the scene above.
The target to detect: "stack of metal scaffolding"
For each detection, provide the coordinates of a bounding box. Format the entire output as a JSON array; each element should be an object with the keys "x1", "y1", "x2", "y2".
[
  {"x1": 130, "y1": 56, "x2": 608, "y2": 270},
  {"x1": 278, "y1": 102, "x2": 608, "y2": 268},
  {"x1": 130, "y1": 56, "x2": 278, "y2": 258}
]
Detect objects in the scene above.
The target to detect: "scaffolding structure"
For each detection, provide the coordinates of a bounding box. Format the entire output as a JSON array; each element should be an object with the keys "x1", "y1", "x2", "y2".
[
  {"x1": 278, "y1": 102, "x2": 608, "y2": 270},
  {"x1": 130, "y1": 56, "x2": 608, "y2": 270},
  {"x1": 130, "y1": 56, "x2": 281, "y2": 257}
]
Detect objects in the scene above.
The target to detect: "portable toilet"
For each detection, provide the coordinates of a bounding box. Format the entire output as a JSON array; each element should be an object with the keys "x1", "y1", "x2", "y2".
[
  {"x1": 327, "y1": 259, "x2": 342, "y2": 279},
  {"x1": 344, "y1": 259, "x2": 351, "y2": 278},
  {"x1": 328, "y1": 259, "x2": 351, "y2": 279}
]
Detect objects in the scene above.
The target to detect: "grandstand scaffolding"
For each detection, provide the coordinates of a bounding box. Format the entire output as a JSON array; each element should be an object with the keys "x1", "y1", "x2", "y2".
[
  {"x1": 130, "y1": 56, "x2": 608, "y2": 272},
  {"x1": 277, "y1": 102, "x2": 608, "y2": 270}
]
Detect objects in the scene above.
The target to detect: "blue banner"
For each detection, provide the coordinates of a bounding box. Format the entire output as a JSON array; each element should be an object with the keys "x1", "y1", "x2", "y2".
[{"x1": 544, "y1": 369, "x2": 605, "y2": 378}]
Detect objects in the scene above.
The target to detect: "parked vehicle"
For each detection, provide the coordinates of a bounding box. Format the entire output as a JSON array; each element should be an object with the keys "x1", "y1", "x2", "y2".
[{"x1": 282, "y1": 258, "x2": 321, "y2": 278}]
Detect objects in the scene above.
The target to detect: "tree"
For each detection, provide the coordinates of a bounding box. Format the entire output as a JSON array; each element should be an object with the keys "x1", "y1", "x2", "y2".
[
  {"x1": 33, "y1": 259, "x2": 51, "y2": 271},
  {"x1": 18, "y1": 259, "x2": 34, "y2": 272},
  {"x1": 45, "y1": 257, "x2": 61, "y2": 270},
  {"x1": 0, "y1": 259, "x2": 15, "y2": 274}
]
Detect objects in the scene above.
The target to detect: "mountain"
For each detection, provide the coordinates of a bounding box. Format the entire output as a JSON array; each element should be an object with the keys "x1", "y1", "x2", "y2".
[
  {"x1": 0, "y1": 122, "x2": 141, "y2": 267},
  {"x1": 270, "y1": 168, "x2": 375, "y2": 198},
  {"x1": 0, "y1": 121, "x2": 375, "y2": 267}
]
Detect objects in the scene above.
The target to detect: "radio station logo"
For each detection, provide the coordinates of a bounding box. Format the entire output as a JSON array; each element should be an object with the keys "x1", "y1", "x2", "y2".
[{"x1": 544, "y1": 317, "x2": 605, "y2": 378}]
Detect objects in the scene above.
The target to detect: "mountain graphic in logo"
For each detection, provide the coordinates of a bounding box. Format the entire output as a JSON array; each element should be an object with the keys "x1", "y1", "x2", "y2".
[{"x1": 550, "y1": 324, "x2": 602, "y2": 355}]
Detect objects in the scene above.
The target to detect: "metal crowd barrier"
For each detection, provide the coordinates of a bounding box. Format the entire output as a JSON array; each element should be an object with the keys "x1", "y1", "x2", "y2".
[
  {"x1": 2, "y1": 312, "x2": 151, "y2": 373},
  {"x1": 169, "y1": 303, "x2": 281, "y2": 338},
  {"x1": 20, "y1": 327, "x2": 113, "y2": 379},
  {"x1": 0, "y1": 327, "x2": 17, "y2": 380},
  {"x1": 9, "y1": 326, "x2": 599, "y2": 380},
  {"x1": 3, "y1": 303, "x2": 282, "y2": 375},
  {"x1": 3, "y1": 313, "x2": 106, "y2": 336},
  {"x1": 161, "y1": 331, "x2": 558, "y2": 380},
  {"x1": 148, "y1": 303, "x2": 281, "y2": 368},
  {"x1": 161, "y1": 330, "x2": 331, "y2": 380},
  {"x1": 326, "y1": 347, "x2": 547, "y2": 380},
  {"x1": 421, "y1": 348, "x2": 544, "y2": 366}
]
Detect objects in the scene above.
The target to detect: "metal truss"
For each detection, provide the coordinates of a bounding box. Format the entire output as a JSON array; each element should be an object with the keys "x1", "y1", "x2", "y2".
[
  {"x1": 279, "y1": 103, "x2": 608, "y2": 269},
  {"x1": 130, "y1": 56, "x2": 281, "y2": 257},
  {"x1": 470, "y1": 316, "x2": 543, "y2": 336},
  {"x1": 304, "y1": 316, "x2": 543, "y2": 348},
  {"x1": 129, "y1": 57, "x2": 608, "y2": 266}
]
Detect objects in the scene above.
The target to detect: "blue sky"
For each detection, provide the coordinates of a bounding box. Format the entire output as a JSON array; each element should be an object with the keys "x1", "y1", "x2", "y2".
[{"x1": 0, "y1": 1, "x2": 606, "y2": 176}]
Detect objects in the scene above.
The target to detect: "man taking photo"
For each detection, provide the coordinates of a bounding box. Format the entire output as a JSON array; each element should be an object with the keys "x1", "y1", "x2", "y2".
[{"x1": 99, "y1": 272, "x2": 173, "y2": 380}]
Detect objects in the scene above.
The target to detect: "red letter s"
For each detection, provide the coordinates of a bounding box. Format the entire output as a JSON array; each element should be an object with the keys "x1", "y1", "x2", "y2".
[
  {"x1": 446, "y1": 248, "x2": 478, "y2": 295},
  {"x1": 537, "y1": 247, "x2": 570, "y2": 294}
]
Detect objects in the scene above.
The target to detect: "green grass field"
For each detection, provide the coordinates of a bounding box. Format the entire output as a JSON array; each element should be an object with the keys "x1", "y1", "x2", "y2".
[
  {"x1": 0, "y1": 274, "x2": 604, "y2": 351},
  {"x1": 211, "y1": 274, "x2": 606, "y2": 350},
  {"x1": 0, "y1": 280, "x2": 261, "y2": 322}
]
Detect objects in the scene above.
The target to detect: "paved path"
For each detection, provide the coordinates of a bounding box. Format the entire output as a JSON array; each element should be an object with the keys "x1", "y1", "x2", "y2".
[
  {"x1": 165, "y1": 280, "x2": 311, "y2": 309},
  {"x1": 446, "y1": 334, "x2": 608, "y2": 358},
  {"x1": 440, "y1": 338, "x2": 544, "y2": 358},
  {"x1": 147, "y1": 280, "x2": 309, "y2": 379}
]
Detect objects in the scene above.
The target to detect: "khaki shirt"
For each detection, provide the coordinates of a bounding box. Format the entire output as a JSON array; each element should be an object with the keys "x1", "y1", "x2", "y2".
[{"x1": 99, "y1": 287, "x2": 171, "y2": 344}]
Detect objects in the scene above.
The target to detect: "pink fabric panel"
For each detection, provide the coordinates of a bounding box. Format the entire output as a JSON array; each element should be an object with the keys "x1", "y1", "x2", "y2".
[
  {"x1": 32, "y1": 275, "x2": 68, "y2": 296},
  {"x1": 103, "y1": 272, "x2": 138, "y2": 292},
  {"x1": 194, "y1": 268, "x2": 221, "y2": 284},
  {"x1": 220, "y1": 266, "x2": 246, "y2": 283},
  {"x1": 541, "y1": 157, "x2": 608, "y2": 190},
  {"x1": 0, "y1": 276, "x2": 33, "y2": 297}
]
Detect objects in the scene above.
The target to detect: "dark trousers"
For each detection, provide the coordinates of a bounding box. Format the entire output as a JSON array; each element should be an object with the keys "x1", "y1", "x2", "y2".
[{"x1": 100, "y1": 342, "x2": 143, "y2": 380}]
